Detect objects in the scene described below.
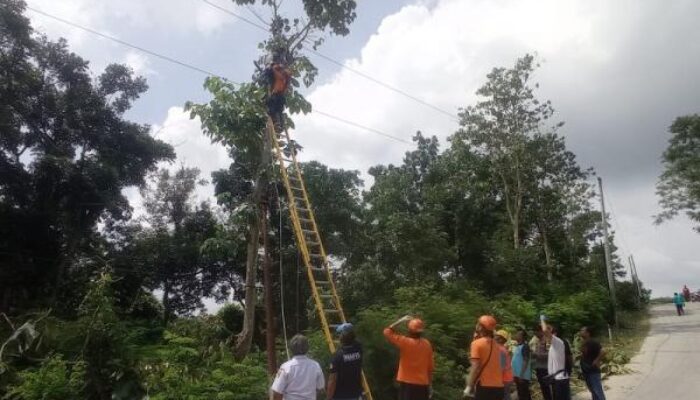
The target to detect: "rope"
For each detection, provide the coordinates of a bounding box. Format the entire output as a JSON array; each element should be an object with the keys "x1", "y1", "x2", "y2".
[{"x1": 275, "y1": 182, "x2": 291, "y2": 360}]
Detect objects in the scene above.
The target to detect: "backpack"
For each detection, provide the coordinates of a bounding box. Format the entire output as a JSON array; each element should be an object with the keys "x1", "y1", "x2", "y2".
[{"x1": 563, "y1": 339, "x2": 573, "y2": 376}]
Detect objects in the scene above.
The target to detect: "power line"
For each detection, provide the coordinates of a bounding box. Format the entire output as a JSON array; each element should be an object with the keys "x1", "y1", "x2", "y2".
[
  {"x1": 25, "y1": 5, "x2": 412, "y2": 145},
  {"x1": 200, "y1": 0, "x2": 460, "y2": 121},
  {"x1": 27, "y1": 6, "x2": 225, "y2": 79},
  {"x1": 314, "y1": 110, "x2": 410, "y2": 144}
]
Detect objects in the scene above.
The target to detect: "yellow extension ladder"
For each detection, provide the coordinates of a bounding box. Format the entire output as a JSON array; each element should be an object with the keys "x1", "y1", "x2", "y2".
[{"x1": 267, "y1": 118, "x2": 373, "y2": 400}]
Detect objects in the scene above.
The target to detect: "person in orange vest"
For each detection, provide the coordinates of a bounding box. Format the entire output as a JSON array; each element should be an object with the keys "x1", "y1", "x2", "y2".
[
  {"x1": 263, "y1": 55, "x2": 292, "y2": 133},
  {"x1": 465, "y1": 315, "x2": 504, "y2": 400},
  {"x1": 495, "y1": 330, "x2": 514, "y2": 400},
  {"x1": 384, "y1": 315, "x2": 435, "y2": 400}
]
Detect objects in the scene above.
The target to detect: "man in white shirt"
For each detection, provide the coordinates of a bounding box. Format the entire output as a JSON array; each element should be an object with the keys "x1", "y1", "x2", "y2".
[
  {"x1": 542, "y1": 320, "x2": 571, "y2": 400},
  {"x1": 271, "y1": 334, "x2": 325, "y2": 400}
]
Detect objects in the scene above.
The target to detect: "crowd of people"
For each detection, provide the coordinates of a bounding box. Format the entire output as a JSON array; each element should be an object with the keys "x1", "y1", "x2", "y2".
[{"x1": 269, "y1": 315, "x2": 607, "y2": 400}]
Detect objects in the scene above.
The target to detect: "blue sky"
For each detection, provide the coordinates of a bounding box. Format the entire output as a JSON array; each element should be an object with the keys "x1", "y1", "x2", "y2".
[{"x1": 25, "y1": 0, "x2": 700, "y2": 298}]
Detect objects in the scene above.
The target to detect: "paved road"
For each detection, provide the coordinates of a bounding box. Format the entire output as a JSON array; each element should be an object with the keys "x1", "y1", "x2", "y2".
[{"x1": 582, "y1": 302, "x2": 700, "y2": 400}]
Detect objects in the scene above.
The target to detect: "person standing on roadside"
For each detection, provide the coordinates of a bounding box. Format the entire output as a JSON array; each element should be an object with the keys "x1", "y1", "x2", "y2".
[
  {"x1": 579, "y1": 326, "x2": 606, "y2": 400},
  {"x1": 673, "y1": 292, "x2": 685, "y2": 316},
  {"x1": 495, "y1": 330, "x2": 514, "y2": 400},
  {"x1": 464, "y1": 315, "x2": 504, "y2": 400},
  {"x1": 683, "y1": 285, "x2": 691, "y2": 302},
  {"x1": 512, "y1": 329, "x2": 532, "y2": 400},
  {"x1": 327, "y1": 323, "x2": 363, "y2": 400},
  {"x1": 271, "y1": 334, "x2": 325, "y2": 400},
  {"x1": 529, "y1": 326, "x2": 552, "y2": 400},
  {"x1": 541, "y1": 318, "x2": 571, "y2": 400},
  {"x1": 384, "y1": 315, "x2": 435, "y2": 400}
]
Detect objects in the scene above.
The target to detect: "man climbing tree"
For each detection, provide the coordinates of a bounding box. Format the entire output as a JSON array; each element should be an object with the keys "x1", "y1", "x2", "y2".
[
  {"x1": 187, "y1": 0, "x2": 358, "y2": 360},
  {"x1": 263, "y1": 53, "x2": 292, "y2": 132}
]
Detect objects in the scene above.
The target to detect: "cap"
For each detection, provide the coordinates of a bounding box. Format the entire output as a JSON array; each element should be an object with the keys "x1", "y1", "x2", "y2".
[
  {"x1": 407, "y1": 318, "x2": 425, "y2": 333},
  {"x1": 478, "y1": 315, "x2": 497, "y2": 331},
  {"x1": 495, "y1": 329, "x2": 510, "y2": 341},
  {"x1": 335, "y1": 323, "x2": 354, "y2": 335}
]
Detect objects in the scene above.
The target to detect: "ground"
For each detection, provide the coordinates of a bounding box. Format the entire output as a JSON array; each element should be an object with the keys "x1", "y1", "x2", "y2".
[{"x1": 575, "y1": 302, "x2": 699, "y2": 400}]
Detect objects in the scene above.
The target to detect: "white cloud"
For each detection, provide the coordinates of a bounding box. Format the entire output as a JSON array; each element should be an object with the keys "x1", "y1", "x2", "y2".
[
  {"x1": 291, "y1": 0, "x2": 700, "y2": 297},
  {"x1": 124, "y1": 106, "x2": 230, "y2": 220},
  {"x1": 26, "y1": 0, "x2": 236, "y2": 41},
  {"x1": 123, "y1": 51, "x2": 157, "y2": 76}
]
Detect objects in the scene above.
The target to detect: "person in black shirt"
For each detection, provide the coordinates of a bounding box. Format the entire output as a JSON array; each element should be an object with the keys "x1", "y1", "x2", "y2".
[
  {"x1": 579, "y1": 326, "x2": 606, "y2": 400},
  {"x1": 327, "y1": 323, "x2": 363, "y2": 400}
]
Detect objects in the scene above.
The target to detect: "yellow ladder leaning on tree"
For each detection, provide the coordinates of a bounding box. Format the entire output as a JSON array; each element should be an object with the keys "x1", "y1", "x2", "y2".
[{"x1": 267, "y1": 117, "x2": 373, "y2": 400}]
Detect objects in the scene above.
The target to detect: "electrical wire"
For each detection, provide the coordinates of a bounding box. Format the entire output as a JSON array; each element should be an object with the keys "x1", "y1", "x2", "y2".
[
  {"x1": 275, "y1": 183, "x2": 291, "y2": 359},
  {"x1": 26, "y1": 6, "x2": 225, "y2": 79},
  {"x1": 26, "y1": 5, "x2": 413, "y2": 145},
  {"x1": 200, "y1": 0, "x2": 460, "y2": 121}
]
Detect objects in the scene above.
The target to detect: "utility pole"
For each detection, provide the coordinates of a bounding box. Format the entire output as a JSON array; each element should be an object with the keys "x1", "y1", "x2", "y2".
[
  {"x1": 598, "y1": 177, "x2": 618, "y2": 326},
  {"x1": 629, "y1": 255, "x2": 643, "y2": 301},
  {"x1": 628, "y1": 256, "x2": 641, "y2": 307}
]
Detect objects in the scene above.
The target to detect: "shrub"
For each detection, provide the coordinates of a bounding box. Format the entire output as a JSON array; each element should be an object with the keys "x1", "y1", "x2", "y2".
[{"x1": 5, "y1": 355, "x2": 85, "y2": 399}]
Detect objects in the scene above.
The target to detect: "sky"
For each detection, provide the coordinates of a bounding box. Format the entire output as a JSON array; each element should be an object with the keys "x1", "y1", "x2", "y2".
[{"x1": 24, "y1": 0, "x2": 700, "y2": 299}]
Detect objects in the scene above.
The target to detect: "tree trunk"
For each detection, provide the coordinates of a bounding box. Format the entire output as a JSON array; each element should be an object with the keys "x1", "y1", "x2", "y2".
[
  {"x1": 542, "y1": 226, "x2": 553, "y2": 281},
  {"x1": 162, "y1": 279, "x2": 171, "y2": 325},
  {"x1": 234, "y1": 129, "x2": 272, "y2": 360}
]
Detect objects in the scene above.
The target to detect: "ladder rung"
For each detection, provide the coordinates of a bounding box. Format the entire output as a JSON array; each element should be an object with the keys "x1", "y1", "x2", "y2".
[
  {"x1": 310, "y1": 266, "x2": 325, "y2": 272},
  {"x1": 302, "y1": 229, "x2": 317, "y2": 236},
  {"x1": 299, "y1": 217, "x2": 313, "y2": 224},
  {"x1": 307, "y1": 241, "x2": 320, "y2": 247},
  {"x1": 310, "y1": 254, "x2": 324, "y2": 260},
  {"x1": 319, "y1": 294, "x2": 333, "y2": 299},
  {"x1": 316, "y1": 280, "x2": 330, "y2": 285},
  {"x1": 325, "y1": 309, "x2": 340, "y2": 314}
]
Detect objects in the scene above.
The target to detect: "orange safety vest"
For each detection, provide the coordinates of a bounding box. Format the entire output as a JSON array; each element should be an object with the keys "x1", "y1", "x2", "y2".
[{"x1": 271, "y1": 63, "x2": 291, "y2": 95}]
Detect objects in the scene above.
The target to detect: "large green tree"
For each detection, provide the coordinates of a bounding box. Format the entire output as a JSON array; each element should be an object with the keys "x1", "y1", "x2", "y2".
[
  {"x1": 455, "y1": 54, "x2": 561, "y2": 249},
  {"x1": 656, "y1": 114, "x2": 700, "y2": 231},
  {"x1": 186, "y1": 0, "x2": 358, "y2": 358},
  {"x1": 0, "y1": 0, "x2": 173, "y2": 313}
]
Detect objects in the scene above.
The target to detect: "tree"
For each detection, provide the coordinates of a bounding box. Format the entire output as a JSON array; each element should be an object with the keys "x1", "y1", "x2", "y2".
[
  {"x1": 135, "y1": 167, "x2": 223, "y2": 324},
  {"x1": 186, "y1": 0, "x2": 357, "y2": 358},
  {"x1": 455, "y1": 54, "x2": 560, "y2": 249},
  {"x1": 656, "y1": 114, "x2": 700, "y2": 232},
  {"x1": 0, "y1": 0, "x2": 174, "y2": 313}
]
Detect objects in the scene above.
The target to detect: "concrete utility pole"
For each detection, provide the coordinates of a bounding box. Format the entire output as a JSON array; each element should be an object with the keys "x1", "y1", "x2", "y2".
[
  {"x1": 598, "y1": 177, "x2": 618, "y2": 326},
  {"x1": 630, "y1": 255, "x2": 643, "y2": 301}
]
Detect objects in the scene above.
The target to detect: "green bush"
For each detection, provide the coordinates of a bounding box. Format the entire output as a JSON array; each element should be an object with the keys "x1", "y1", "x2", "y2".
[{"x1": 5, "y1": 355, "x2": 85, "y2": 399}]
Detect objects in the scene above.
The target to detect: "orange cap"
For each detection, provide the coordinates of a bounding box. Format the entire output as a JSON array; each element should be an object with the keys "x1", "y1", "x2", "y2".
[
  {"x1": 478, "y1": 315, "x2": 497, "y2": 331},
  {"x1": 408, "y1": 318, "x2": 425, "y2": 333}
]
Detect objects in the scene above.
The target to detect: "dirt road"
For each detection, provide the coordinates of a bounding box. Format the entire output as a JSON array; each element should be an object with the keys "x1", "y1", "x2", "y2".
[{"x1": 577, "y1": 302, "x2": 700, "y2": 400}]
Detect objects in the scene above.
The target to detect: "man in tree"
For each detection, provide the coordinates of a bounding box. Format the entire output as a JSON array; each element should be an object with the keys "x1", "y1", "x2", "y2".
[
  {"x1": 264, "y1": 52, "x2": 292, "y2": 133},
  {"x1": 579, "y1": 326, "x2": 606, "y2": 400},
  {"x1": 271, "y1": 334, "x2": 325, "y2": 399},
  {"x1": 465, "y1": 315, "x2": 504, "y2": 400},
  {"x1": 384, "y1": 315, "x2": 434, "y2": 400},
  {"x1": 327, "y1": 323, "x2": 363, "y2": 400}
]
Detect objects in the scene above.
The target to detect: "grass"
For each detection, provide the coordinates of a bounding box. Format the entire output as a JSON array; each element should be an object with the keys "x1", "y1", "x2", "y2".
[{"x1": 611, "y1": 309, "x2": 651, "y2": 357}]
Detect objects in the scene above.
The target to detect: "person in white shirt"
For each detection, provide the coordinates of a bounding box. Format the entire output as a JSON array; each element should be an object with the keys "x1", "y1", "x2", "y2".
[
  {"x1": 541, "y1": 319, "x2": 571, "y2": 400},
  {"x1": 271, "y1": 334, "x2": 325, "y2": 400}
]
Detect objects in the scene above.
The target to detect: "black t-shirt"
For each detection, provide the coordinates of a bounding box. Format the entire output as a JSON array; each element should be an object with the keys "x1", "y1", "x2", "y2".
[
  {"x1": 580, "y1": 339, "x2": 602, "y2": 373},
  {"x1": 329, "y1": 341, "x2": 363, "y2": 398}
]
